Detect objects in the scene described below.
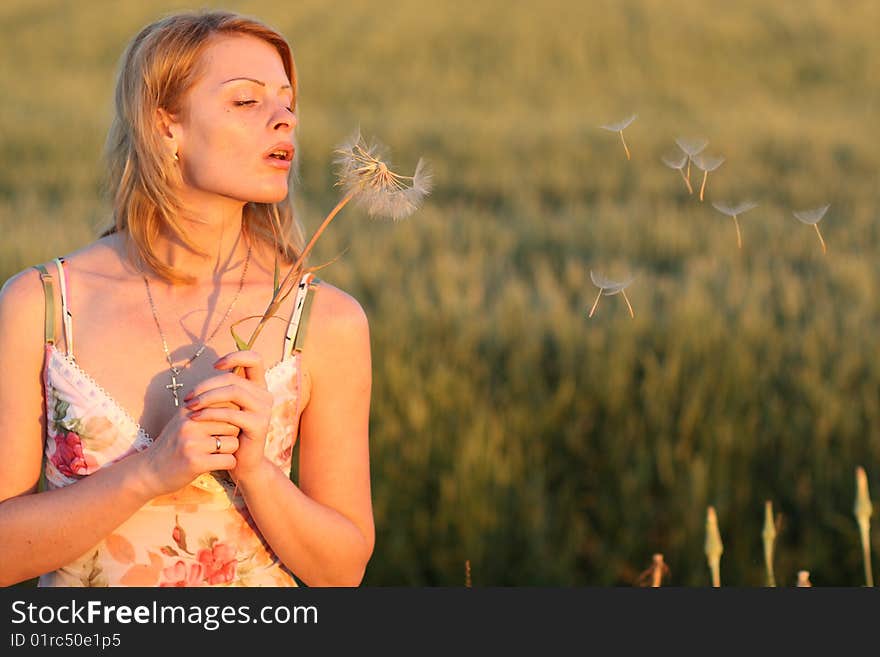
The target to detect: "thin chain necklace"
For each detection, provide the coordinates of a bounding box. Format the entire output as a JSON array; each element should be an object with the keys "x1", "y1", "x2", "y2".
[{"x1": 143, "y1": 242, "x2": 252, "y2": 407}]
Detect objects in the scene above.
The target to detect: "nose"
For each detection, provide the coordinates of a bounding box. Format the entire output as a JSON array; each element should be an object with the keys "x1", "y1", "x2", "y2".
[{"x1": 272, "y1": 106, "x2": 297, "y2": 133}]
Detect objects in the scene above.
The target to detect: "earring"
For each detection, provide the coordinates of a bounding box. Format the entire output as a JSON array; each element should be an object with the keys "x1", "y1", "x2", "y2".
[{"x1": 173, "y1": 152, "x2": 180, "y2": 162}]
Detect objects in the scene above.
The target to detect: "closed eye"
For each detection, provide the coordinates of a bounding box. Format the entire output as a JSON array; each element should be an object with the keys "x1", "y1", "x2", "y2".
[{"x1": 235, "y1": 100, "x2": 294, "y2": 113}]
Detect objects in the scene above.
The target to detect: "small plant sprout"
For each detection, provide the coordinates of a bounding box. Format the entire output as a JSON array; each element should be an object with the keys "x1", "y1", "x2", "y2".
[
  {"x1": 636, "y1": 553, "x2": 670, "y2": 587},
  {"x1": 691, "y1": 152, "x2": 725, "y2": 202},
  {"x1": 796, "y1": 570, "x2": 812, "y2": 587},
  {"x1": 650, "y1": 554, "x2": 668, "y2": 587},
  {"x1": 712, "y1": 201, "x2": 758, "y2": 249},
  {"x1": 762, "y1": 500, "x2": 777, "y2": 587},
  {"x1": 587, "y1": 270, "x2": 635, "y2": 318},
  {"x1": 600, "y1": 114, "x2": 637, "y2": 160},
  {"x1": 793, "y1": 204, "x2": 830, "y2": 254},
  {"x1": 661, "y1": 150, "x2": 693, "y2": 194},
  {"x1": 674, "y1": 137, "x2": 708, "y2": 187},
  {"x1": 854, "y1": 466, "x2": 874, "y2": 587},
  {"x1": 705, "y1": 506, "x2": 723, "y2": 587}
]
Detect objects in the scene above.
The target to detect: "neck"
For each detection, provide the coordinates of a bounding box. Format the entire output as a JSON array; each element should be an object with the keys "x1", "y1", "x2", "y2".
[{"x1": 153, "y1": 198, "x2": 250, "y2": 287}]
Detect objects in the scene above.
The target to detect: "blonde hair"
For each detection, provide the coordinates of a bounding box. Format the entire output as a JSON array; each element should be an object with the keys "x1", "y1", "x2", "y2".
[{"x1": 100, "y1": 9, "x2": 304, "y2": 283}]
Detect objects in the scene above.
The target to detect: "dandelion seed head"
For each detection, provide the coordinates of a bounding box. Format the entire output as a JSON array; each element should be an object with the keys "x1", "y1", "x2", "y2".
[
  {"x1": 712, "y1": 201, "x2": 758, "y2": 216},
  {"x1": 334, "y1": 131, "x2": 432, "y2": 221},
  {"x1": 675, "y1": 137, "x2": 708, "y2": 157},
  {"x1": 733, "y1": 201, "x2": 758, "y2": 215},
  {"x1": 793, "y1": 204, "x2": 830, "y2": 224},
  {"x1": 600, "y1": 113, "x2": 637, "y2": 132},
  {"x1": 692, "y1": 153, "x2": 725, "y2": 172},
  {"x1": 590, "y1": 270, "x2": 634, "y2": 295},
  {"x1": 661, "y1": 151, "x2": 688, "y2": 170}
]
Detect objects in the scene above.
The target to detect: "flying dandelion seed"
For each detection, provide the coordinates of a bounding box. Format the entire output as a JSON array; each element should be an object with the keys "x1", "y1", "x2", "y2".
[
  {"x1": 674, "y1": 137, "x2": 708, "y2": 186},
  {"x1": 588, "y1": 270, "x2": 635, "y2": 318},
  {"x1": 599, "y1": 113, "x2": 637, "y2": 161},
  {"x1": 661, "y1": 150, "x2": 693, "y2": 194},
  {"x1": 334, "y1": 130, "x2": 433, "y2": 221},
  {"x1": 793, "y1": 204, "x2": 830, "y2": 254},
  {"x1": 674, "y1": 137, "x2": 708, "y2": 157},
  {"x1": 712, "y1": 201, "x2": 758, "y2": 249},
  {"x1": 691, "y1": 152, "x2": 725, "y2": 202}
]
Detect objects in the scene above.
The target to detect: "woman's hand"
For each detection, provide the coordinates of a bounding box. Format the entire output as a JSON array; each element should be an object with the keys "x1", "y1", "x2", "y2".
[
  {"x1": 137, "y1": 408, "x2": 241, "y2": 498},
  {"x1": 183, "y1": 350, "x2": 274, "y2": 484}
]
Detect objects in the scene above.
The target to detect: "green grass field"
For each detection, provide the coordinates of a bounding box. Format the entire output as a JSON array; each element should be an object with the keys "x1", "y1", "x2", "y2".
[{"x1": 2, "y1": 0, "x2": 879, "y2": 585}]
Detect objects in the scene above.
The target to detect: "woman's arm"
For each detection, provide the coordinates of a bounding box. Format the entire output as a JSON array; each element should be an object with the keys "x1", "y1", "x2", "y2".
[
  {"x1": 0, "y1": 270, "x2": 157, "y2": 586},
  {"x1": 231, "y1": 285, "x2": 375, "y2": 586},
  {"x1": 0, "y1": 269, "x2": 241, "y2": 587}
]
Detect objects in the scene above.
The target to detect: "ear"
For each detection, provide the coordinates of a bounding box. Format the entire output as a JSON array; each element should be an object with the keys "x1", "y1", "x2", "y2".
[{"x1": 155, "y1": 107, "x2": 182, "y2": 158}]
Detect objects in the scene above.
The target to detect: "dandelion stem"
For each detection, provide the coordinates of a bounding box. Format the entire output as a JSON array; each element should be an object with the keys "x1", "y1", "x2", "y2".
[
  {"x1": 814, "y1": 223, "x2": 827, "y2": 254},
  {"x1": 621, "y1": 290, "x2": 635, "y2": 318},
  {"x1": 686, "y1": 159, "x2": 691, "y2": 185},
  {"x1": 699, "y1": 171, "x2": 708, "y2": 202},
  {"x1": 225, "y1": 187, "x2": 358, "y2": 498},
  {"x1": 733, "y1": 215, "x2": 742, "y2": 250},
  {"x1": 235, "y1": 188, "x2": 357, "y2": 364},
  {"x1": 678, "y1": 168, "x2": 693, "y2": 194},
  {"x1": 619, "y1": 131, "x2": 631, "y2": 161},
  {"x1": 588, "y1": 288, "x2": 602, "y2": 318}
]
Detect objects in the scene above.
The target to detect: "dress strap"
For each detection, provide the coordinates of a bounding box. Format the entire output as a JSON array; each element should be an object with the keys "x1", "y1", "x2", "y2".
[
  {"x1": 282, "y1": 272, "x2": 320, "y2": 360},
  {"x1": 52, "y1": 257, "x2": 74, "y2": 358},
  {"x1": 32, "y1": 263, "x2": 56, "y2": 346}
]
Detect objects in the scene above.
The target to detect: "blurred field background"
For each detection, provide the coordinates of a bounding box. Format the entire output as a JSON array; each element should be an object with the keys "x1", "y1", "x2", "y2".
[{"x1": 2, "y1": 0, "x2": 879, "y2": 586}]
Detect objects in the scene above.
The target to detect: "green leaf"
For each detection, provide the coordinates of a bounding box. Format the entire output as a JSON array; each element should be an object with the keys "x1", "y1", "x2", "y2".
[{"x1": 230, "y1": 325, "x2": 250, "y2": 352}]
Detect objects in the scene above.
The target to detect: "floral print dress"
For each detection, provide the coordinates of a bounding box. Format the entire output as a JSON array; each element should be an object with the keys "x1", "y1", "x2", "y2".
[{"x1": 34, "y1": 257, "x2": 318, "y2": 587}]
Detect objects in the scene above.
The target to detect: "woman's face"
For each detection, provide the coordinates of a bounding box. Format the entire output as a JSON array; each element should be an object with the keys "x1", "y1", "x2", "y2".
[{"x1": 165, "y1": 34, "x2": 296, "y2": 205}]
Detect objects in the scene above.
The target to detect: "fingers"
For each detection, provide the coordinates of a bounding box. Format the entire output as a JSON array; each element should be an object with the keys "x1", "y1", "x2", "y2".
[
  {"x1": 206, "y1": 434, "x2": 240, "y2": 455},
  {"x1": 205, "y1": 453, "x2": 238, "y2": 471},
  {"x1": 183, "y1": 419, "x2": 241, "y2": 439},
  {"x1": 213, "y1": 350, "x2": 266, "y2": 386},
  {"x1": 186, "y1": 382, "x2": 273, "y2": 415},
  {"x1": 188, "y1": 406, "x2": 268, "y2": 439}
]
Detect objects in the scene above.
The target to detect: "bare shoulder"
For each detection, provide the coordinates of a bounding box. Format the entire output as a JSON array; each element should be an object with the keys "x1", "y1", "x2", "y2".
[
  {"x1": 303, "y1": 281, "x2": 371, "y2": 369},
  {"x1": 0, "y1": 236, "x2": 121, "y2": 341},
  {"x1": 60, "y1": 234, "x2": 130, "y2": 278},
  {"x1": 311, "y1": 281, "x2": 369, "y2": 333},
  {"x1": 0, "y1": 264, "x2": 49, "y2": 343}
]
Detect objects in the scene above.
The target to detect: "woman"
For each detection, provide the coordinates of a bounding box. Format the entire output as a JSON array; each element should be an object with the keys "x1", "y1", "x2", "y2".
[{"x1": 0, "y1": 10, "x2": 374, "y2": 587}]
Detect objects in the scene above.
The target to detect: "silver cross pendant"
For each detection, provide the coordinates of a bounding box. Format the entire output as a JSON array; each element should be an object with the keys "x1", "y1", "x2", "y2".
[{"x1": 166, "y1": 366, "x2": 184, "y2": 407}]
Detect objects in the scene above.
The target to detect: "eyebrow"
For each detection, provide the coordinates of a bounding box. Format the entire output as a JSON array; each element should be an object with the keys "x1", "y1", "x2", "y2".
[{"x1": 221, "y1": 77, "x2": 292, "y2": 91}]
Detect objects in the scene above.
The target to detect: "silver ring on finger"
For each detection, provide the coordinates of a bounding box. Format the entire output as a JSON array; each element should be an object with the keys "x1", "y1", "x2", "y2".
[{"x1": 213, "y1": 436, "x2": 222, "y2": 454}]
